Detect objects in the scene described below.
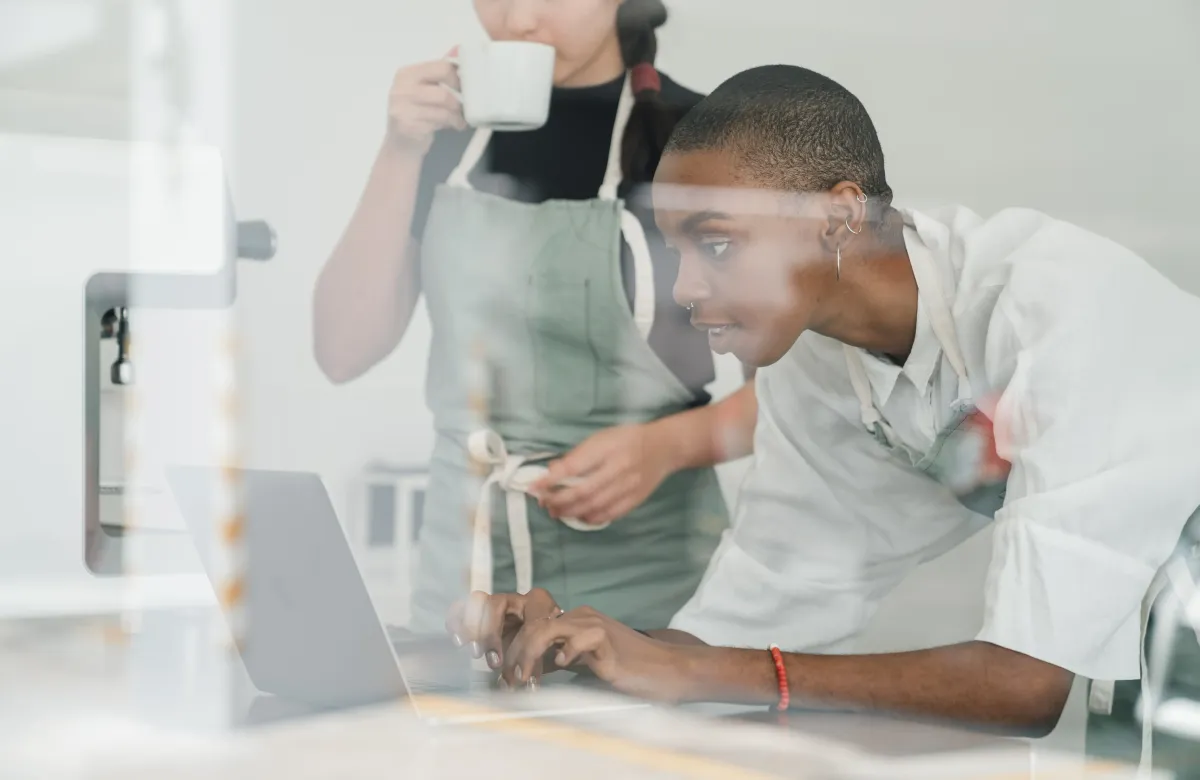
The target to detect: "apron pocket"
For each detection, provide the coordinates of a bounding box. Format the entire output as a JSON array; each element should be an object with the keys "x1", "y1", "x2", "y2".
[{"x1": 528, "y1": 277, "x2": 598, "y2": 419}]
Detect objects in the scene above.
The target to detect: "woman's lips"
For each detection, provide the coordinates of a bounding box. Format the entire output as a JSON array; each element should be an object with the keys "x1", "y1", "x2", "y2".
[{"x1": 704, "y1": 323, "x2": 740, "y2": 353}]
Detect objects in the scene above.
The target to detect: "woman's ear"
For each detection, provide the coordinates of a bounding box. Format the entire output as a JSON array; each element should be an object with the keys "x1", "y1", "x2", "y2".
[{"x1": 824, "y1": 181, "x2": 868, "y2": 249}]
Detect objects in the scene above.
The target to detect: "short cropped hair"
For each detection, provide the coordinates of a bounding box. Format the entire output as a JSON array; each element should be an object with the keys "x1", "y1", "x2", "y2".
[{"x1": 666, "y1": 65, "x2": 892, "y2": 204}]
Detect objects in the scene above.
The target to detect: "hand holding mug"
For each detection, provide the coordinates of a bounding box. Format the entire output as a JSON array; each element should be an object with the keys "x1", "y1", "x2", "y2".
[
  {"x1": 387, "y1": 41, "x2": 557, "y2": 155},
  {"x1": 386, "y1": 48, "x2": 465, "y2": 155}
]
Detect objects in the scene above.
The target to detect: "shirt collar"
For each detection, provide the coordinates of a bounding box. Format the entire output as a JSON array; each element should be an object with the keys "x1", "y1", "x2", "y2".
[{"x1": 855, "y1": 222, "x2": 943, "y2": 402}]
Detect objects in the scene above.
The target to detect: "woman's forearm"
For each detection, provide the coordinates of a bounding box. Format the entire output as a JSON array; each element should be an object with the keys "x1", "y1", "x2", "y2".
[
  {"x1": 645, "y1": 629, "x2": 709, "y2": 646},
  {"x1": 683, "y1": 641, "x2": 1073, "y2": 735},
  {"x1": 654, "y1": 379, "x2": 757, "y2": 471},
  {"x1": 313, "y1": 143, "x2": 425, "y2": 383}
]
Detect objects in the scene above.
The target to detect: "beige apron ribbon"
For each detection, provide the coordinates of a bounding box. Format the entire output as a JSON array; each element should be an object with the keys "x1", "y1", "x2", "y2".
[
  {"x1": 466, "y1": 430, "x2": 609, "y2": 597},
  {"x1": 843, "y1": 217, "x2": 973, "y2": 442}
]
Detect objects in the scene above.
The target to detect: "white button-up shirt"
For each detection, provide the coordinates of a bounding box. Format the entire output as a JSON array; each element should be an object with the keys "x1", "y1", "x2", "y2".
[{"x1": 671, "y1": 205, "x2": 1200, "y2": 682}]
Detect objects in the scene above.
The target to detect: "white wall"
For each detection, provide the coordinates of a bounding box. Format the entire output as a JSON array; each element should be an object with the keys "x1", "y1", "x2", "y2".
[{"x1": 661, "y1": 0, "x2": 1200, "y2": 287}]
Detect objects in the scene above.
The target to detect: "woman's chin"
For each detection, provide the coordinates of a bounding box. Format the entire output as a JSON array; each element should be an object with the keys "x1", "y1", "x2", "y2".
[{"x1": 734, "y1": 332, "x2": 789, "y2": 369}]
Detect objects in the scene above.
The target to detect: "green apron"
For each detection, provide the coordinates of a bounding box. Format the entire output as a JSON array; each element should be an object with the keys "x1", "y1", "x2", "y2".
[{"x1": 410, "y1": 74, "x2": 728, "y2": 633}]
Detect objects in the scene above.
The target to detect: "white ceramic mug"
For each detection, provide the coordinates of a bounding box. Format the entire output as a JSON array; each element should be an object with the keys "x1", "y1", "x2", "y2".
[{"x1": 448, "y1": 41, "x2": 555, "y2": 131}]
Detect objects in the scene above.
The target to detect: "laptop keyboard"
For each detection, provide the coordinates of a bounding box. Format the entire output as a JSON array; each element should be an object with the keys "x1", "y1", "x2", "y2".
[
  {"x1": 390, "y1": 634, "x2": 495, "y2": 696},
  {"x1": 404, "y1": 674, "x2": 494, "y2": 696}
]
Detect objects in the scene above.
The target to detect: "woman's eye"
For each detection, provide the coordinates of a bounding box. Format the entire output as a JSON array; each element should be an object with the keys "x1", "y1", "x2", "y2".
[{"x1": 699, "y1": 239, "x2": 731, "y2": 259}]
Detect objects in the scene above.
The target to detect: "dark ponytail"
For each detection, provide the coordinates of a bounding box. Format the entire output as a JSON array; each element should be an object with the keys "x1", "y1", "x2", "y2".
[{"x1": 617, "y1": 0, "x2": 678, "y2": 183}]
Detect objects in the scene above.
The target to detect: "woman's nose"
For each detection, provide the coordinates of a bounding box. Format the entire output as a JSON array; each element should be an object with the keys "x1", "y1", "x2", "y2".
[
  {"x1": 672, "y1": 256, "x2": 711, "y2": 310},
  {"x1": 503, "y1": 0, "x2": 541, "y2": 37}
]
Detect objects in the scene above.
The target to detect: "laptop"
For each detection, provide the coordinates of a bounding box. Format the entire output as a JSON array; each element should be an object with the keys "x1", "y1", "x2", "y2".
[{"x1": 165, "y1": 466, "x2": 648, "y2": 725}]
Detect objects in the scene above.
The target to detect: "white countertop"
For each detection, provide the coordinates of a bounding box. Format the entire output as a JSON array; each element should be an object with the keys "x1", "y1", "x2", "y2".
[{"x1": 0, "y1": 619, "x2": 1157, "y2": 780}]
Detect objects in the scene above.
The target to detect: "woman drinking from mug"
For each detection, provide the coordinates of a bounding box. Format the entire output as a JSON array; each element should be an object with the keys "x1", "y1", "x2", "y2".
[{"x1": 314, "y1": 0, "x2": 756, "y2": 634}]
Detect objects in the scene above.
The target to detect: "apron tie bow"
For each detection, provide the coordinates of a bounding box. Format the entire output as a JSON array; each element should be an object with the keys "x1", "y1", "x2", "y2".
[{"x1": 465, "y1": 430, "x2": 606, "y2": 597}]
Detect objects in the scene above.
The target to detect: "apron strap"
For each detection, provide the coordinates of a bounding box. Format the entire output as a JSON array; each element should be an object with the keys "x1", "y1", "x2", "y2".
[
  {"x1": 602, "y1": 76, "x2": 656, "y2": 341},
  {"x1": 905, "y1": 225, "x2": 973, "y2": 402},
  {"x1": 443, "y1": 74, "x2": 655, "y2": 342},
  {"x1": 843, "y1": 345, "x2": 885, "y2": 430},
  {"x1": 447, "y1": 128, "x2": 493, "y2": 190},
  {"x1": 466, "y1": 430, "x2": 608, "y2": 597},
  {"x1": 598, "y1": 74, "x2": 636, "y2": 202},
  {"x1": 1087, "y1": 679, "x2": 1116, "y2": 718},
  {"x1": 622, "y1": 209, "x2": 655, "y2": 340},
  {"x1": 450, "y1": 74, "x2": 634, "y2": 197},
  {"x1": 841, "y1": 221, "x2": 973, "y2": 439}
]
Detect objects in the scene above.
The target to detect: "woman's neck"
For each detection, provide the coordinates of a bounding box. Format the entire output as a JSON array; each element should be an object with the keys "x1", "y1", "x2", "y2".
[
  {"x1": 556, "y1": 37, "x2": 626, "y2": 88},
  {"x1": 811, "y1": 210, "x2": 919, "y2": 363}
]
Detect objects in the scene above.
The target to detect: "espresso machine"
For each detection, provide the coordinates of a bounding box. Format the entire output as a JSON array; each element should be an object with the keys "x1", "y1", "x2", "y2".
[
  {"x1": 0, "y1": 130, "x2": 285, "y2": 734},
  {"x1": 0, "y1": 0, "x2": 294, "y2": 734},
  {"x1": 0, "y1": 132, "x2": 274, "y2": 614}
]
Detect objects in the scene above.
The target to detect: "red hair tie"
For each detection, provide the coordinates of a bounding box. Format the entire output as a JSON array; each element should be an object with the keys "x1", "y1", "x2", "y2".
[{"x1": 631, "y1": 62, "x2": 661, "y2": 95}]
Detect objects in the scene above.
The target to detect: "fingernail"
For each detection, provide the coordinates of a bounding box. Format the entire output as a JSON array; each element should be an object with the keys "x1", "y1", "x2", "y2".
[
  {"x1": 514, "y1": 665, "x2": 523, "y2": 682},
  {"x1": 451, "y1": 634, "x2": 463, "y2": 648},
  {"x1": 471, "y1": 642, "x2": 482, "y2": 658},
  {"x1": 528, "y1": 678, "x2": 540, "y2": 692},
  {"x1": 555, "y1": 651, "x2": 567, "y2": 667},
  {"x1": 486, "y1": 650, "x2": 501, "y2": 668},
  {"x1": 497, "y1": 678, "x2": 509, "y2": 691}
]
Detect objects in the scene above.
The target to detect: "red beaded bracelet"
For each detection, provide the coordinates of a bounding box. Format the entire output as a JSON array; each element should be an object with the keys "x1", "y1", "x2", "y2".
[{"x1": 768, "y1": 644, "x2": 789, "y2": 712}]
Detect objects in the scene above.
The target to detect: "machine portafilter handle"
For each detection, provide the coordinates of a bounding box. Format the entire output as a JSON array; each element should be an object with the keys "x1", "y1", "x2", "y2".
[
  {"x1": 236, "y1": 220, "x2": 277, "y2": 261},
  {"x1": 110, "y1": 307, "x2": 133, "y2": 386}
]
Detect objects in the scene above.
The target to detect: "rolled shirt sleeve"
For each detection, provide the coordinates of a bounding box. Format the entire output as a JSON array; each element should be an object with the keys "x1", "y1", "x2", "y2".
[{"x1": 975, "y1": 224, "x2": 1200, "y2": 680}]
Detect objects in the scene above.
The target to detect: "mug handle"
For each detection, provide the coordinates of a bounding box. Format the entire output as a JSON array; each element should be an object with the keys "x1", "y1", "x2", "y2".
[{"x1": 442, "y1": 53, "x2": 463, "y2": 103}]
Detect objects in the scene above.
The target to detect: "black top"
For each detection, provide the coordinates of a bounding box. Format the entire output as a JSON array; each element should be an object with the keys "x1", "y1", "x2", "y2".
[{"x1": 410, "y1": 72, "x2": 713, "y2": 403}]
